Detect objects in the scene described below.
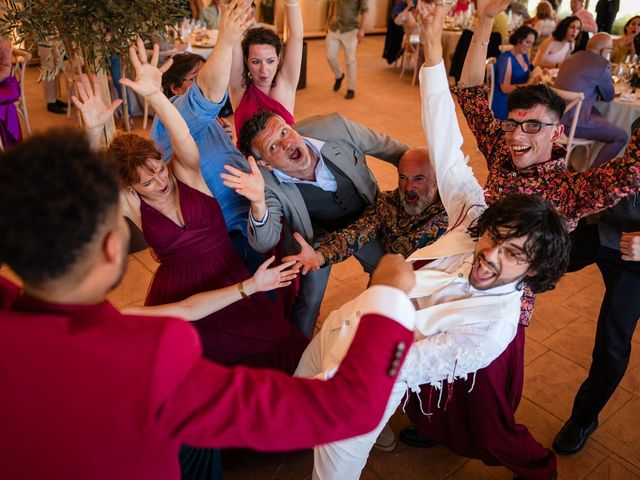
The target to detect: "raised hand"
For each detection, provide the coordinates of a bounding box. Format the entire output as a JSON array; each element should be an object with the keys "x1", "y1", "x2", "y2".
[
  {"x1": 217, "y1": 0, "x2": 253, "y2": 48},
  {"x1": 476, "y1": 0, "x2": 511, "y2": 19},
  {"x1": 370, "y1": 254, "x2": 415, "y2": 295},
  {"x1": 252, "y1": 256, "x2": 300, "y2": 292},
  {"x1": 119, "y1": 38, "x2": 173, "y2": 98},
  {"x1": 220, "y1": 155, "x2": 266, "y2": 203},
  {"x1": 420, "y1": 2, "x2": 448, "y2": 46},
  {"x1": 282, "y1": 232, "x2": 325, "y2": 275},
  {"x1": 71, "y1": 73, "x2": 122, "y2": 130}
]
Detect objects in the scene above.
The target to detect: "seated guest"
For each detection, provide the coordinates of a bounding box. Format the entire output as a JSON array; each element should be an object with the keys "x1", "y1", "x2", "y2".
[
  {"x1": 554, "y1": 32, "x2": 628, "y2": 167},
  {"x1": 531, "y1": 1, "x2": 557, "y2": 37},
  {"x1": 611, "y1": 15, "x2": 640, "y2": 63},
  {"x1": 383, "y1": 0, "x2": 409, "y2": 64},
  {"x1": 0, "y1": 37, "x2": 21, "y2": 150},
  {"x1": 394, "y1": 1, "x2": 423, "y2": 39},
  {"x1": 229, "y1": 0, "x2": 303, "y2": 138},
  {"x1": 282, "y1": 147, "x2": 449, "y2": 271},
  {"x1": 0, "y1": 130, "x2": 416, "y2": 480},
  {"x1": 452, "y1": 0, "x2": 475, "y2": 22},
  {"x1": 199, "y1": 0, "x2": 222, "y2": 29},
  {"x1": 224, "y1": 111, "x2": 408, "y2": 337},
  {"x1": 534, "y1": 15, "x2": 582, "y2": 69},
  {"x1": 492, "y1": 25, "x2": 538, "y2": 120}
]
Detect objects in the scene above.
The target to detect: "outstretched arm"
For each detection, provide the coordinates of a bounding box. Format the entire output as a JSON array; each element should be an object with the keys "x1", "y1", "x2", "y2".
[
  {"x1": 124, "y1": 257, "x2": 299, "y2": 320},
  {"x1": 120, "y1": 40, "x2": 202, "y2": 187},
  {"x1": 198, "y1": 0, "x2": 252, "y2": 103},
  {"x1": 276, "y1": 1, "x2": 304, "y2": 102}
]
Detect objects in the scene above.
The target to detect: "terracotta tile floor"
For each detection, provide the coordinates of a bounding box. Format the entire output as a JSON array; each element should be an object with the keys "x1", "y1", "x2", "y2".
[{"x1": 3, "y1": 35, "x2": 639, "y2": 479}]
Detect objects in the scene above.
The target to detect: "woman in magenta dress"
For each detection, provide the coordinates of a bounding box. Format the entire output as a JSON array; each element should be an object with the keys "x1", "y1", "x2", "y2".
[
  {"x1": 0, "y1": 37, "x2": 22, "y2": 150},
  {"x1": 74, "y1": 38, "x2": 307, "y2": 373},
  {"x1": 229, "y1": 0, "x2": 302, "y2": 137}
]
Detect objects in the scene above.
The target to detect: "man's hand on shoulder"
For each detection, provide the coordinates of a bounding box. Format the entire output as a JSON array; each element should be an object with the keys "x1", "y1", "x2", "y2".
[{"x1": 370, "y1": 254, "x2": 415, "y2": 294}]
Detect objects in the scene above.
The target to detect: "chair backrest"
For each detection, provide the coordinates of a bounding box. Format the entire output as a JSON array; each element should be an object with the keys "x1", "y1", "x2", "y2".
[
  {"x1": 485, "y1": 57, "x2": 496, "y2": 108},
  {"x1": 11, "y1": 48, "x2": 31, "y2": 102},
  {"x1": 550, "y1": 86, "x2": 584, "y2": 155}
]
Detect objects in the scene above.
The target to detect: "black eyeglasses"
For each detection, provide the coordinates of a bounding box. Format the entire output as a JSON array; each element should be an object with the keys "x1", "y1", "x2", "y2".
[{"x1": 500, "y1": 119, "x2": 557, "y2": 134}]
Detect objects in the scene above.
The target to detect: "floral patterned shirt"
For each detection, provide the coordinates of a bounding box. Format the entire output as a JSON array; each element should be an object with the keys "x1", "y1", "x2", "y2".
[
  {"x1": 316, "y1": 189, "x2": 449, "y2": 264},
  {"x1": 454, "y1": 84, "x2": 640, "y2": 325}
]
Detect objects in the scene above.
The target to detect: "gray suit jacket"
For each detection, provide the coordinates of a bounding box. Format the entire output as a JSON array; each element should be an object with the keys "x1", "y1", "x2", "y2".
[{"x1": 248, "y1": 113, "x2": 409, "y2": 254}]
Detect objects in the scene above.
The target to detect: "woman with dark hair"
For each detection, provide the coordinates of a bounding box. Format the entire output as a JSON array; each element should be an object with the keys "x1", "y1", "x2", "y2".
[
  {"x1": 492, "y1": 25, "x2": 538, "y2": 119},
  {"x1": 612, "y1": 15, "x2": 640, "y2": 63},
  {"x1": 534, "y1": 15, "x2": 581, "y2": 69},
  {"x1": 229, "y1": 1, "x2": 302, "y2": 137}
]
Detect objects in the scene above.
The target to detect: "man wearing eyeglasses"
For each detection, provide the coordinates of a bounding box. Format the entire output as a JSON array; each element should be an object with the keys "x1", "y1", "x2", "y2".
[
  {"x1": 397, "y1": 1, "x2": 640, "y2": 479},
  {"x1": 554, "y1": 32, "x2": 628, "y2": 169}
]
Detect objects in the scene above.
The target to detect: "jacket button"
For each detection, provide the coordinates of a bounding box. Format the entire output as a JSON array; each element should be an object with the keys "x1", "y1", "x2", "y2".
[
  {"x1": 397, "y1": 341, "x2": 406, "y2": 351},
  {"x1": 356, "y1": 311, "x2": 361, "y2": 316},
  {"x1": 388, "y1": 368, "x2": 397, "y2": 377},
  {"x1": 345, "y1": 319, "x2": 350, "y2": 326}
]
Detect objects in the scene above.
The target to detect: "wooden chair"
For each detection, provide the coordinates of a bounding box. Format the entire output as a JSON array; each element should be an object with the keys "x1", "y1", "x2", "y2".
[
  {"x1": 550, "y1": 87, "x2": 597, "y2": 171},
  {"x1": 399, "y1": 34, "x2": 421, "y2": 84}
]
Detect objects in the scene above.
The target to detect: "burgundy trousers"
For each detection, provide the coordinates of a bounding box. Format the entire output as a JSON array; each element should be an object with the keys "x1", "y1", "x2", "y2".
[{"x1": 407, "y1": 325, "x2": 557, "y2": 480}]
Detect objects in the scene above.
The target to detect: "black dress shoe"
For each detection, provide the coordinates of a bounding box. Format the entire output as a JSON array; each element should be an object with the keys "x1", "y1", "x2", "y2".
[
  {"x1": 398, "y1": 426, "x2": 437, "y2": 448},
  {"x1": 47, "y1": 102, "x2": 67, "y2": 114},
  {"x1": 345, "y1": 89, "x2": 355, "y2": 100},
  {"x1": 552, "y1": 418, "x2": 598, "y2": 455},
  {"x1": 333, "y1": 74, "x2": 344, "y2": 91},
  {"x1": 55, "y1": 99, "x2": 68, "y2": 108}
]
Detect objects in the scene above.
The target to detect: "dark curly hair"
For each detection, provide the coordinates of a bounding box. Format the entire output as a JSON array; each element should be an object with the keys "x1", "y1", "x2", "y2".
[
  {"x1": 241, "y1": 27, "x2": 283, "y2": 88},
  {"x1": 161, "y1": 52, "x2": 205, "y2": 98},
  {"x1": 467, "y1": 194, "x2": 570, "y2": 294},
  {"x1": 507, "y1": 83, "x2": 566, "y2": 121},
  {"x1": 552, "y1": 16, "x2": 581, "y2": 42},
  {"x1": 509, "y1": 25, "x2": 538, "y2": 46},
  {"x1": 0, "y1": 128, "x2": 120, "y2": 287},
  {"x1": 238, "y1": 109, "x2": 277, "y2": 159}
]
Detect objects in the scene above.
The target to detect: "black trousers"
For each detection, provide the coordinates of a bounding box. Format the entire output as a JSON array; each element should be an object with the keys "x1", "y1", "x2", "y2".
[
  {"x1": 567, "y1": 222, "x2": 640, "y2": 426},
  {"x1": 595, "y1": 0, "x2": 619, "y2": 34}
]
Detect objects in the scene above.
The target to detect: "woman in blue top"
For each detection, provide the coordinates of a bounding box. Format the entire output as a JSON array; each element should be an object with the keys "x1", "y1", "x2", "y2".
[{"x1": 492, "y1": 25, "x2": 538, "y2": 120}]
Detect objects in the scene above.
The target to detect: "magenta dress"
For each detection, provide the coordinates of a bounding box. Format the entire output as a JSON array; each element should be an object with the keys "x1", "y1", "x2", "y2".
[
  {"x1": 141, "y1": 178, "x2": 307, "y2": 373},
  {"x1": 233, "y1": 82, "x2": 295, "y2": 139},
  {"x1": 0, "y1": 76, "x2": 22, "y2": 149}
]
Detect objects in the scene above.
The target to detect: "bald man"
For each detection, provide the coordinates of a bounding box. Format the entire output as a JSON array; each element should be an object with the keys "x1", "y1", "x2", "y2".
[
  {"x1": 554, "y1": 32, "x2": 628, "y2": 168},
  {"x1": 283, "y1": 147, "x2": 449, "y2": 273}
]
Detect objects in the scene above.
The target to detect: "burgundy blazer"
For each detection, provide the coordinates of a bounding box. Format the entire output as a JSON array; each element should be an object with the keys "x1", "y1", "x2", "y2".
[{"x1": 0, "y1": 278, "x2": 412, "y2": 480}]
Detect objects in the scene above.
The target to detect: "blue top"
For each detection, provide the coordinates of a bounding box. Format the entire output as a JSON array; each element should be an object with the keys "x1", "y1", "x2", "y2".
[
  {"x1": 151, "y1": 82, "x2": 250, "y2": 235},
  {"x1": 491, "y1": 51, "x2": 531, "y2": 120}
]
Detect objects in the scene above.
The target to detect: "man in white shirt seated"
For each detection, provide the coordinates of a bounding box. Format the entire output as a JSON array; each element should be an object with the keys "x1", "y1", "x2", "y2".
[{"x1": 291, "y1": 5, "x2": 571, "y2": 479}]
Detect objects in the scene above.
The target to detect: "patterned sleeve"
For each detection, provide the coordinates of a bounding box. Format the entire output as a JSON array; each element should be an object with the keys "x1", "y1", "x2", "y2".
[
  {"x1": 315, "y1": 194, "x2": 386, "y2": 265},
  {"x1": 452, "y1": 84, "x2": 504, "y2": 168},
  {"x1": 566, "y1": 128, "x2": 640, "y2": 219}
]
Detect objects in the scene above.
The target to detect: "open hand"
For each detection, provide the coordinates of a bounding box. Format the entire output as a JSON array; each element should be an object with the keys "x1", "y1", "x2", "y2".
[
  {"x1": 420, "y1": 2, "x2": 448, "y2": 45},
  {"x1": 71, "y1": 73, "x2": 122, "y2": 130},
  {"x1": 119, "y1": 38, "x2": 173, "y2": 98},
  {"x1": 620, "y1": 232, "x2": 640, "y2": 261},
  {"x1": 252, "y1": 256, "x2": 300, "y2": 291},
  {"x1": 282, "y1": 232, "x2": 325, "y2": 274},
  {"x1": 221, "y1": 155, "x2": 265, "y2": 203}
]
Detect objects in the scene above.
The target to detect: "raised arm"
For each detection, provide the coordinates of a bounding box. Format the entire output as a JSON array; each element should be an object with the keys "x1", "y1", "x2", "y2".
[
  {"x1": 277, "y1": 1, "x2": 304, "y2": 96},
  {"x1": 197, "y1": 0, "x2": 252, "y2": 103},
  {"x1": 420, "y1": 5, "x2": 485, "y2": 227},
  {"x1": 120, "y1": 40, "x2": 202, "y2": 187},
  {"x1": 459, "y1": 0, "x2": 511, "y2": 87}
]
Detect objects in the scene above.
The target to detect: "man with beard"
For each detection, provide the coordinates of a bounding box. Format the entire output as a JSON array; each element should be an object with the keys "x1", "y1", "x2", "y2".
[
  {"x1": 281, "y1": 147, "x2": 448, "y2": 272},
  {"x1": 0, "y1": 128, "x2": 418, "y2": 479},
  {"x1": 225, "y1": 111, "x2": 408, "y2": 336}
]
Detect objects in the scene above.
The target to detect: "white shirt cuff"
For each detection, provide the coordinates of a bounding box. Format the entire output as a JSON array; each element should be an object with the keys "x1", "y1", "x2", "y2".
[
  {"x1": 249, "y1": 209, "x2": 269, "y2": 227},
  {"x1": 420, "y1": 60, "x2": 449, "y2": 95},
  {"x1": 359, "y1": 285, "x2": 416, "y2": 332}
]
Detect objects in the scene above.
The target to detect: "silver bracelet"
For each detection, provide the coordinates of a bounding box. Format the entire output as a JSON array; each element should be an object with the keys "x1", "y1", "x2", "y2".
[
  {"x1": 471, "y1": 38, "x2": 489, "y2": 47},
  {"x1": 285, "y1": 1, "x2": 299, "y2": 7}
]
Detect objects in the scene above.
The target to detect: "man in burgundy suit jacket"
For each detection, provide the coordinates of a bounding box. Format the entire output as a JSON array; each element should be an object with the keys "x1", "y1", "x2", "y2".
[{"x1": 0, "y1": 128, "x2": 415, "y2": 480}]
